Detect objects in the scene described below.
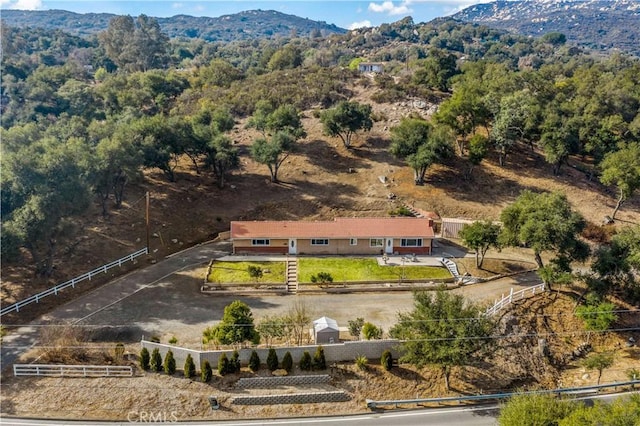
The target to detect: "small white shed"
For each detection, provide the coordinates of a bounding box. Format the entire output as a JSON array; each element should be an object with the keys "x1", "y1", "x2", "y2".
[{"x1": 313, "y1": 316, "x2": 339, "y2": 344}]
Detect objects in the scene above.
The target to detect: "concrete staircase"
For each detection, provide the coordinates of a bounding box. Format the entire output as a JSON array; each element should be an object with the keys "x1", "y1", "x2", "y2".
[
  {"x1": 286, "y1": 259, "x2": 298, "y2": 293},
  {"x1": 439, "y1": 257, "x2": 478, "y2": 285},
  {"x1": 402, "y1": 203, "x2": 424, "y2": 218}
]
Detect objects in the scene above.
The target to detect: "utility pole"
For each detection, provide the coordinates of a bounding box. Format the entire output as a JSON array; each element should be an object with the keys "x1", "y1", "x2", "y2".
[{"x1": 145, "y1": 191, "x2": 150, "y2": 251}]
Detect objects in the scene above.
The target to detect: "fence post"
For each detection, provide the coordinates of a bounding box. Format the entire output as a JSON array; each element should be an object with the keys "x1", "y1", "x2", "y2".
[{"x1": 508, "y1": 288, "x2": 513, "y2": 303}]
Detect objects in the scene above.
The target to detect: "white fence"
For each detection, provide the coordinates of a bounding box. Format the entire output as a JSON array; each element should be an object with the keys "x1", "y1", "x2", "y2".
[
  {"x1": 485, "y1": 283, "x2": 546, "y2": 316},
  {"x1": 13, "y1": 364, "x2": 133, "y2": 377},
  {"x1": 0, "y1": 247, "x2": 148, "y2": 316}
]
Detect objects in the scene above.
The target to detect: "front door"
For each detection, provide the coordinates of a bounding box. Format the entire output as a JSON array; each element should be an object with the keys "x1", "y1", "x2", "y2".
[
  {"x1": 289, "y1": 238, "x2": 297, "y2": 255},
  {"x1": 385, "y1": 238, "x2": 393, "y2": 254}
]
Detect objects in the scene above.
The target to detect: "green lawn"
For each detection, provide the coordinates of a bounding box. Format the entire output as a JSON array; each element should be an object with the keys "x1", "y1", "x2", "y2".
[
  {"x1": 298, "y1": 258, "x2": 451, "y2": 283},
  {"x1": 207, "y1": 261, "x2": 286, "y2": 284}
]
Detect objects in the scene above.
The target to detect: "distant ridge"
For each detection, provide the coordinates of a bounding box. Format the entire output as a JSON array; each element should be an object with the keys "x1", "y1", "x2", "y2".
[
  {"x1": 1, "y1": 9, "x2": 347, "y2": 41},
  {"x1": 452, "y1": 0, "x2": 640, "y2": 56}
]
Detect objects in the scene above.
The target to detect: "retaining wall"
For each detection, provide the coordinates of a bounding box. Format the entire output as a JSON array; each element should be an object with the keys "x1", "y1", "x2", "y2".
[
  {"x1": 231, "y1": 391, "x2": 350, "y2": 405},
  {"x1": 141, "y1": 339, "x2": 401, "y2": 370},
  {"x1": 236, "y1": 374, "x2": 330, "y2": 388}
]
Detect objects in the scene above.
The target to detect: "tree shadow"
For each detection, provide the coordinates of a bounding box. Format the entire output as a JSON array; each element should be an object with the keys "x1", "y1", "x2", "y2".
[{"x1": 301, "y1": 139, "x2": 372, "y2": 172}]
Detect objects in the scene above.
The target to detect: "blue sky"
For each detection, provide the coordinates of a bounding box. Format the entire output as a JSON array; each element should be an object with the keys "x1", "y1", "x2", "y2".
[{"x1": 0, "y1": 0, "x2": 489, "y2": 30}]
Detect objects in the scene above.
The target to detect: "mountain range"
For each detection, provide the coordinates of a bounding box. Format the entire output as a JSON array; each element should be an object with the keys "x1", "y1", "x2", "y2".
[
  {"x1": 0, "y1": 9, "x2": 346, "y2": 42},
  {"x1": 452, "y1": 0, "x2": 640, "y2": 56},
  {"x1": 2, "y1": 1, "x2": 639, "y2": 55}
]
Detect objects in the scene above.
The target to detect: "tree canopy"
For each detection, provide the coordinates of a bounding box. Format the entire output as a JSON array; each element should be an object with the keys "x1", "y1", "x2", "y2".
[
  {"x1": 203, "y1": 300, "x2": 260, "y2": 346},
  {"x1": 390, "y1": 289, "x2": 494, "y2": 390},
  {"x1": 390, "y1": 117, "x2": 454, "y2": 185},
  {"x1": 459, "y1": 220, "x2": 501, "y2": 268},
  {"x1": 499, "y1": 190, "x2": 589, "y2": 288},
  {"x1": 320, "y1": 100, "x2": 372, "y2": 148}
]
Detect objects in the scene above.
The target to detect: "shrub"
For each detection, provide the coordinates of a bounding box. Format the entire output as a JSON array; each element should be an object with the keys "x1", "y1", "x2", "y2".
[
  {"x1": 168, "y1": 336, "x2": 178, "y2": 345},
  {"x1": 202, "y1": 360, "x2": 213, "y2": 382},
  {"x1": 282, "y1": 351, "x2": 293, "y2": 373},
  {"x1": 184, "y1": 354, "x2": 196, "y2": 378},
  {"x1": 150, "y1": 348, "x2": 162, "y2": 372},
  {"x1": 381, "y1": 350, "x2": 393, "y2": 371},
  {"x1": 267, "y1": 348, "x2": 279, "y2": 371},
  {"x1": 139, "y1": 347, "x2": 150, "y2": 370},
  {"x1": 313, "y1": 345, "x2": 326, "y2": 370},
  {"x1": 355, "y1": 354, "x2": 368, "y2": 371},
  {"x1": 114, "y1": 343, "x2": 125, "y2": 363},
  {"x1": 310, "y1": 272, "x2": 333, "y2": 284},
  {"x1": 218, "y1": 353, "x2": 229, "y2": 376},
  {"x1": 248, "y1": 265, "x2": 263, "y2": 280},
  {"x1": 164, "y1": 350, "x2": 176, "y2": 375},
  {"x1": 230, "y1": 350, "x2": 241, "y2": 373},
  {"x1": 249, "y1": 350, "x2": 261, "y2": 372},
  {"x1": 299, "y1": 351, "x2": 312, "y2": 371},
  {"x1": 362, "y1": 322, "x2": 383, "y2": 340}
]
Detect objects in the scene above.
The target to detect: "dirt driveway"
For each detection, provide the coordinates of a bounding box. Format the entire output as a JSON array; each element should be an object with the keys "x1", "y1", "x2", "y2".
[{"x1": 2, "y1": 240, "x2": 542, "y2": 363}]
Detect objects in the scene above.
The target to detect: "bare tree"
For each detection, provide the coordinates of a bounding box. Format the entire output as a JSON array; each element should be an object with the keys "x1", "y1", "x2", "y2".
[{"x1": 285, "y1": 298, "x2": 313, "y2": 346}]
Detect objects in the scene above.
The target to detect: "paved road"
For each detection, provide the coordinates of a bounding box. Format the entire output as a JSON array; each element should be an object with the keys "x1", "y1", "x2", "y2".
[
  {"x1": 2, "y1": 393, "x2": 638, "y2": 426},
  {"x1": 0, "y1": 405, "x2": 499, "y2": 425}
]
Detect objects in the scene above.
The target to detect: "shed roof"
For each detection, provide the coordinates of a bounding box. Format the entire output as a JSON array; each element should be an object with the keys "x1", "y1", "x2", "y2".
[
  {"x1": 313, "y1": 316, "x2": 339, "y2": 332},
  {"x1": 230, "y1": 217, "x2": 434, "y2": 240}
]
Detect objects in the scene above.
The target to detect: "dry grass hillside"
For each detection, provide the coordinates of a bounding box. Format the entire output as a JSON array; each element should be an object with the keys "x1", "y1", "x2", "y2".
[{"x1": 2, "y1": 84, "x2": 639, "y2": 320}]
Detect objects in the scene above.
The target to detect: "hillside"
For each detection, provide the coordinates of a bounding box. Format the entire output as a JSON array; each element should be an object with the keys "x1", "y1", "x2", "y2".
[
  {"x1": 453, "y1": 0, "x2": 640, "y2": 56},
  {"x1": 2, "y1": 83, "x2": 639, "y2": 317},
  {"x1": 0, "y1": 9, "x2": 346, "y2": 41}
]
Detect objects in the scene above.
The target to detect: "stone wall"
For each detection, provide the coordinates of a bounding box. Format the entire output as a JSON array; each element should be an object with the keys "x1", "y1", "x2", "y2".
[
  {"x1": 141, "y1": 339, "x2": 401, "y2": 370},
  {"x1": 236, "y1": 374, "x2": 330, "y2": 388},
  {"x1": 231, "y1": 391, "x2": 350, "y2": 405}
]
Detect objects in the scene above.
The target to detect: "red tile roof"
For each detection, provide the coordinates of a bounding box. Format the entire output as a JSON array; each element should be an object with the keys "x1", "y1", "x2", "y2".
[{"x1": 230, "y1": 217, "x2": 434, "y2": 239}]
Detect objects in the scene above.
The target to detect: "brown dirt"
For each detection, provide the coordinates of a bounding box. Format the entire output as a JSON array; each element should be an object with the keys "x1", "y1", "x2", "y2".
[
  {"x1": 2, "y1": 288, "x2": 638, "y2": 421},
  {"x1": 3, "y1": 85, "x2": 639, "y2": 319},
  {"x1": 2, "y1": 84, "x2": 640, "y2": 419}
]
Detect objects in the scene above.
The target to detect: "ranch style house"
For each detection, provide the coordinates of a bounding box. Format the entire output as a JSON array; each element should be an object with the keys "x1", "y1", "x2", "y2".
[{"x1": 230, "y1": 217, "x2": 435, "y2": 255}]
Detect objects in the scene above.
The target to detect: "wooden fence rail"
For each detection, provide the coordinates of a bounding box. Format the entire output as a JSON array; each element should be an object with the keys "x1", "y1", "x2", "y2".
[
  {"x1": 485, "y1": 283, "x2": 546, "y2": 316},
  {"x1": 1, "y1": 248, "x2": 148, "y2": 316},
  {"x1": 13, "y1": 364, "x2": 133, "y2": 377}
]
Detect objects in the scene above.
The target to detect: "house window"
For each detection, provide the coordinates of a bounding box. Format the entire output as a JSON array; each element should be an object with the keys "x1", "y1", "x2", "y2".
[
  {"x1": 401, "y1": 238, "x2": 423, "y2": 247},
  {"x1": 311, "y1": 239, "x2": 329, "y2": 246},
  {"x1": 350, "y1": 238, "x2": 357, "y2": 246},
  {"x1": 251, "y1": 239, "x2": 270, "y2": 246},
  {"x1": 370, "y1": 238, "x2": 383, "y2": 247}
]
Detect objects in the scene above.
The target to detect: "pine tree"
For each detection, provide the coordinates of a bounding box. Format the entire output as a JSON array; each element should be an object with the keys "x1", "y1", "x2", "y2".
[
  {"x1": 249, "y1": 350, "x2": 260, "y2": 372},
  {"x1": 266, "y1": 348, "x2": 279, "y2": 371},
  {"x1": 184, "y1": 354, "x2": 196, "y2": 378},
  {"x1": 139, "y1": 347, "x2": 150, "y2": 370},
  {"x1": 313, "y1": 345, "x2": 326, "y2": 370},
  {"x1": 299, "y1": 351, "x2": 312, "y2": 371},
  {"x1": 218, "y1": 353, "x2": 229, "y2": 376},
  {"x1": 164, "y1": 350, "x2": 176, "y2": 375},
  {"x1": 381, "y1": 350, "x2": 393, "y2": 371},
  {"x1": 201, "y1": 360, "x2": 213, "y2": 382},
  {"x1": 282, "y1": 351, "x2": 293, "y2": 373},
  {"x1": 150, "y1": 348, "x2": 162, "y2": 372}
]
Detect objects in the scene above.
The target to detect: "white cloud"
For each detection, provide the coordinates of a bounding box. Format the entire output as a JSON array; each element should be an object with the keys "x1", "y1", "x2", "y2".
[
  {"x1": 368, "y1": 1, "x2": 412, "y2": 16},
  {"x1": 2, "y1": 0, "x2": 43, "y2": 10},
  {"x1": 349, "y1": 20, "x2": 372, "y2": 30},
  {"x1": 172, "y1": 3, "x2": 184, "y2": 10}
]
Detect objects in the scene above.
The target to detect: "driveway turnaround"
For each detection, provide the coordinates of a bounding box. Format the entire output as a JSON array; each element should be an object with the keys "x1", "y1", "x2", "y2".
[{"x1": 1, "y1": 240, "x2": 542, "y2": 365}]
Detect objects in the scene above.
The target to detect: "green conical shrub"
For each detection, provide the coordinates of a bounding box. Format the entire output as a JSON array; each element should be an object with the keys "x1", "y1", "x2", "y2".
[
  {"x1": 184, "y1": 354, "x2": 196, "y2": 378},
  {"x1": 139, "y1": 347, "x2": 150, "y2": 370},
  {"x1": 202, "y1": 360, "x2": 213, "y2": 382},
  {"x1": 249, "y1": 350, "x2": 260, "y2": 372}
]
